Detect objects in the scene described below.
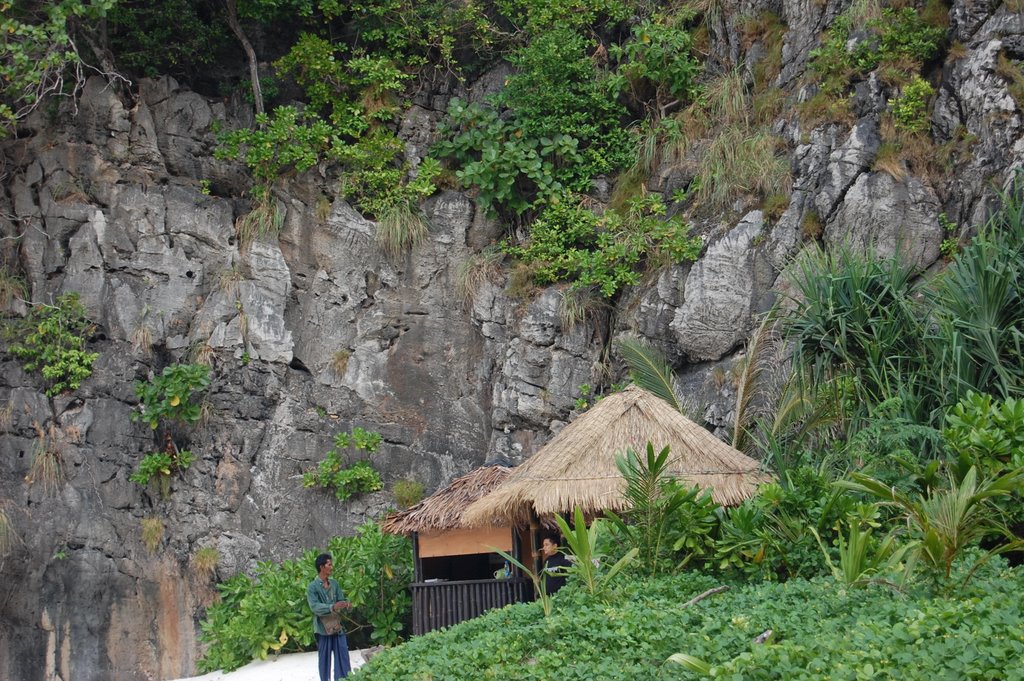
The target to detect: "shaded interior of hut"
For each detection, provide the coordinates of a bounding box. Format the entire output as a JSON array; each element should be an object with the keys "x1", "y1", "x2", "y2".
[{"x1": 415, "y1": 526, "x2": 533, "y2": 583}]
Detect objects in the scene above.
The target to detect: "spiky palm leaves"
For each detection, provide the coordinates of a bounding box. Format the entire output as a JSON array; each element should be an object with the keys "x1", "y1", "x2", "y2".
[
  {"x1": 926, "y1": 198, "x2": 1024, "y2": 408},
  {"x1": 615, "y1": 336, "x2": 688, "y2": 415}
]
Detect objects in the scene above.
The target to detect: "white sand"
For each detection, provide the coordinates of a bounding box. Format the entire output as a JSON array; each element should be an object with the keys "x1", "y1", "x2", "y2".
[{"x1": 170, "y1": 649, "x2": 370, "y2": 681}]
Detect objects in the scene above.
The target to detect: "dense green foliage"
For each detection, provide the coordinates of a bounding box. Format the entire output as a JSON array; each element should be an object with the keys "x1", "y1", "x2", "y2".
[
  {"x1": 891, "y1": 76, "x2": 935, "y2": 134},
  {"x1": 107, "y1": 0, "x2": 231, "y2": 81},
  {"x1": 780, "y1": 181, "x2": 1024, "y2": 440},
  {"x1": 303, "y1": 427, "x2": 384, "y2": 501},
  {"x1": 5, "y1": 292, "x2": 98, "y2": 396},
  {"x1": 503, "y1": 194, "x2": 702, "y2": 297},
  {"x1": 129, "y1": 449, "x2": 195, "y2": 487},
  {"x1": 0, "y1": 0, "x2": 116, "y2": 135},
  {"x1": 607, "y1": 443, "x2": 718, "y2": 576},
  {"x1": 944, "y1": 392, "x2": 1024, "y2": 471},
  {"x1": 809, "y1": 7, "x2": 945, "y2": 97},
  {"x1": 132, "y1": 363, "x2": 211, "y2": 429},
  {"x1": 129, "y1": 363, "x2": 210, "y2": 490},
  {"x1": 432, "y1": 16, "x2": 640, "y2": 218},
  {"x1": 355, "y1": 562, "x2": 1024, "y2": 680},
  {"x1": 199, "y1": 522, "x2": 413, "y2": 672}
]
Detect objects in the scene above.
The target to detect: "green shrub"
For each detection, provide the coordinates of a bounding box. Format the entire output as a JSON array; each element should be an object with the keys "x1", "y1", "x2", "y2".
[
  {"x1": 131, "y1": 363, "x2": 211, "y2": 430},
  {"x1": 890, "y1": 76, "x2": 935, "y2": 134},
  {"x1": 609, "y1": 15, "x2": 701, "y2": 114},
  {"x1": 392, "y1": 479, "x2": 425, "y2": 509},
  {"x1": 503, "y1": 194, "x2": 701, "y2": 297},
  {"x1": 6, "y1": 293, "x2": 99, "y2": 396},
  {"x1": 493, "y1": 0, "x2": 632, "y2": 32},
  {"x1": 0, "y1": 0, "x2": 117, "y2": 135},
  {"x1": 944, "y1": 392, "x2": 1024, "y2": 472},
  {"x1": 216, "y1": 106, "x2": 335, "y2": 188},
  {"x1": 129, "y1": 449, "x2": 196, "y2": 492},
  {"x1": 199, "y1": 521, "x2": 413, "y2": 672},
  {"x1": 434, "y1": 25, "x2": 632, "y2": 217},
  {"x1": 303, "y1": 428, "x2": 384, "y2": 502},
  {"x1": 107, "y1": 0, "x2": 232, "y2": 81},
  {"x1": 433, "y1": 99, "x2": 585, "y2": 217},
  {"x1": 606, "y1": 443, "x2": 720, "y2": 576},
  {"x1": 217, "y1": 30, "x2": 439, "y2": 236},
  {"x1": 713, "y1": 466, "x2": 858, "y2": 581},
  {"x1": 809, "y1": 8, "x2": 945, "y2": 97}
]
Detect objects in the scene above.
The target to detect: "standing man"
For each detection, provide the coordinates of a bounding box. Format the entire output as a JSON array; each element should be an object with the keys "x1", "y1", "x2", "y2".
[
  {"x1": 308, "y1": 553, "x2": 352, "y2": 681},
  {"x1": 540, "y1": 534, "x2": 571, "y2": 594}
]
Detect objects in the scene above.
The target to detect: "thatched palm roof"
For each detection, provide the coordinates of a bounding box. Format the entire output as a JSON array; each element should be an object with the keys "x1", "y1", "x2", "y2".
[
  {"x1": 381, "y1": 465, "x2": 512, "y2": 535},
  {"x1": 462, "y1": 385, "x2": 771, "y2": 526}
]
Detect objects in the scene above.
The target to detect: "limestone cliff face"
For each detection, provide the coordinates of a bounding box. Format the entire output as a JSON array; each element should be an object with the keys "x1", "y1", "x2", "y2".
[{"x1": 2, "y1": 1, "x2": 1024, "y2": 679}]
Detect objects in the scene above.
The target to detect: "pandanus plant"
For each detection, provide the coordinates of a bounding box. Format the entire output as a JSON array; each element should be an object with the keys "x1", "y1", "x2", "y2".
[{"x1": 836, "y1": 465, "x2": 1024, "y2": 590}]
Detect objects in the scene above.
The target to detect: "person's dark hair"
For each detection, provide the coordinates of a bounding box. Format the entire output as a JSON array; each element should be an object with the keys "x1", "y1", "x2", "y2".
[
  {"x1": 315, "y1": 553, "x2": 332, "y2": 571},
  {"x1": 541, "y1": 533, "x2": 560, "y2": 545}
]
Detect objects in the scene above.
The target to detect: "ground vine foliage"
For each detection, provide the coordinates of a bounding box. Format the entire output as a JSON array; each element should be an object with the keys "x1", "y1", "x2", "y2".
[{"x1": 354, "y1": 563, "x2": 1024, "y2": 680}]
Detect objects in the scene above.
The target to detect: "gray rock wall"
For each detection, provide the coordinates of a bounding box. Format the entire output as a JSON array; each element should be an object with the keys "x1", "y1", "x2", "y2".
[{"x1": 3, "y1": 0, "x2": 1024, "y2": 677}]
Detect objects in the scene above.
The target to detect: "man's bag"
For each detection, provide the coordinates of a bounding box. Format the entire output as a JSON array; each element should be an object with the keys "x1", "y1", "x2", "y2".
[{"x1": 319, "y1": 613, "x2": 342, "y2": 635}]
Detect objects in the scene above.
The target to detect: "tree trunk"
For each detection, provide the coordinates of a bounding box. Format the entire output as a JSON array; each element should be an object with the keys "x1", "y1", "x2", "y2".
[{"x1": 224, "y1": 0, "x2": 264, "y2": 116}]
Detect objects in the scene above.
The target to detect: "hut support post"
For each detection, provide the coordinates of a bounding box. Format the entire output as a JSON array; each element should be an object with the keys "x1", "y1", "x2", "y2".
[
  {"x1": 412, "y1": 532, "x2": 423, "y2": 583},
  {"x1": 529, "y1": 510, "x2": 540, "y2": 577},
  {"x1": 512, "y1": 527, "x2": 522, "y2": 577}
]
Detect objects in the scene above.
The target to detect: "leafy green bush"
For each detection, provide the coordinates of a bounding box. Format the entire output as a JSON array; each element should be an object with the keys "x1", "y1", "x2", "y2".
[
  {"x1": 392, "y1": 479, "x2": 425, "y2": 509},
  {"x1": 433, "y1": 100, "x2": 582, "y2": 216},
  {"x1": 839, "y1": 465, "x2": 1024, "y2": 588},
  {"x1": 493, "y1": 0, "x2": 632, "y2": 32},
  {"x1": 129, "y1": 450, "x2": 196, "y2": 494},
  {"x1": 944, "y1": 392, "x2": 1024, "y2": 471},
  {"x1": 607, "y1": 443, "x2": 719, "y2": 576},
  {"x1": 131, "y1": 363, "x2": 211, "y2": 429},
  {"x1": 890, "y1": 76, "x2": 935, "y2": 134},
  {"x1": 217, "y1": 30, "x2": 438, "y2": 230},
  {"x1": 314, "y1": 0, "x2": 494, "y2": 69},
  {"x1": 108, "y1": 0, "x2": 232, "y2": 81},
  {"x1": 609, "y1": 15, "x2": 701, "y2": 115},
  {"x1": 6, "y1": 292, "x2": 99, "y2": 396},
  {"x1": 0, "y1": 0, "x2": 116, "y2": 135},
  {"x1": 434, "y1": 24, "x2": 632, "y2": 216},
  {"x1": 713, "y1": 466, "x2": 856, "y2": 581},
  {"x1": 303, "y1": 428, "x2": 384, "y2": 501},
  {"x1": 810, "y1": 8, "x2": 945, "y2": 96},
  {"x1": 199, "y1": 521, "x2": 412, "y2": 672},
  {"x1": 503, "y1": 194, "x2": 701, "y2": 297}
]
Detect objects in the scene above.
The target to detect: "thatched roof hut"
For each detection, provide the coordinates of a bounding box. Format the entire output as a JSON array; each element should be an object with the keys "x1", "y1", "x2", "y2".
[
  {"x1": 382, "y1": 465, "x2": 512, "y2": 535},
  {"x1": 462, "y1": 385, "x2": 770, "y2": 527},
  {"x1": 381, "y1": 464, "x2": 533, "y2": 636}
]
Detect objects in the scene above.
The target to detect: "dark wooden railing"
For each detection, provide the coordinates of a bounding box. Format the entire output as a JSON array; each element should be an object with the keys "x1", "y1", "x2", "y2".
[{"x1": 409, "y1": 578, "x2": 532, "y2": 635}]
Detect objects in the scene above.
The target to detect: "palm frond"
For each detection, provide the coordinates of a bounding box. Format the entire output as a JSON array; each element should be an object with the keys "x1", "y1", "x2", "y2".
[
  {"x1": 616, "y1": 337, "x2": 683, "y2": 413},
  {"x1": 733, "y1": 310, "x2": 780, "y2": 452}
]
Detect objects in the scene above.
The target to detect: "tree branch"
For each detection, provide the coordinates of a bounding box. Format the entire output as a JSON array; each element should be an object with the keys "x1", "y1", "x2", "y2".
[
  {"x1": 682, "y1": 585, "x2": 730, "y2": 608},
  {"x1": 224, "y1": 0, "x2": 264, "y2": 117}
]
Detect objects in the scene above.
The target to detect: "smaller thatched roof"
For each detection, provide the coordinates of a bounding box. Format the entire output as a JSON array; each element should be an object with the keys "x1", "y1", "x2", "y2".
[
  {"x1": 462, "y1": 385, "x2": 772, "y2": 527},
  {"x1": 381, "y1": 465, "x2": 512, "y2": 535}
]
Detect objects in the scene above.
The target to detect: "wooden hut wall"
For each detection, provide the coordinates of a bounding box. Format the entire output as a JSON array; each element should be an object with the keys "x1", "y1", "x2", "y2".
[{"x1": 418, "y1": 526, "x2": 512, "y2": 558}]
